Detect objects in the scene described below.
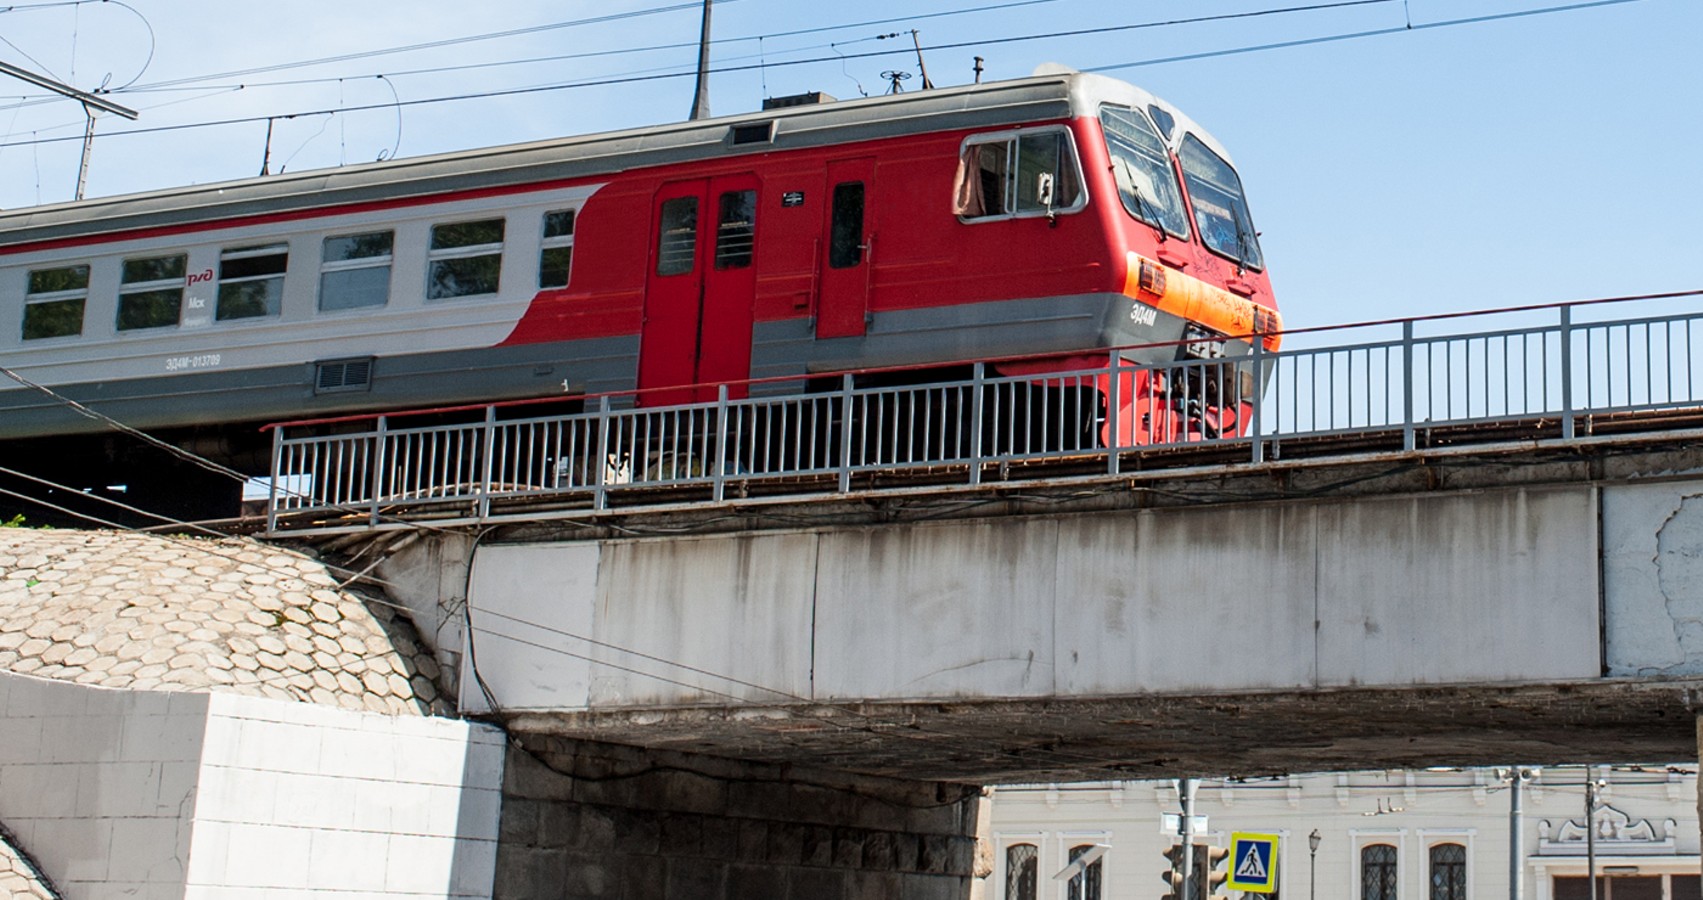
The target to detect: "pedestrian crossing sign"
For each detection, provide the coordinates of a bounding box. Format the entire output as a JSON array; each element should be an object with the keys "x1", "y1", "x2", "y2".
[{"x1": 1227, "y1": 832, "x2": 1280, "y2": 893}]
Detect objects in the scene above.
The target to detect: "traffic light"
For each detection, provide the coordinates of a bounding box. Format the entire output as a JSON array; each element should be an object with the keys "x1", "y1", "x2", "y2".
[
  {"x1": 1198, "y1": 844, "x2": 1231, "y2": 900},
  {"x1": 1161, "y1": 843, "x2": 1190, "y2": 900},
  {"x1": 1164, "y1": 843, "x2": 1232, "y2": 900}
]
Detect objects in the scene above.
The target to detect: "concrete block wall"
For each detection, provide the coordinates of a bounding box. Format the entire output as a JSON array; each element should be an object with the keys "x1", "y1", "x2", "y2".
[
  {"x1": 0, "y1": 671, "x2": 205, "y2": 899},
  {"x1": 497, "y1": 735, "x2": 980, "y2": 900},
  {"x1": 184, "y1": 692, "x2": 505, "y2": 898},
  {"x1": 0, "y1": 670, "x2": 506, "y2": 899}
]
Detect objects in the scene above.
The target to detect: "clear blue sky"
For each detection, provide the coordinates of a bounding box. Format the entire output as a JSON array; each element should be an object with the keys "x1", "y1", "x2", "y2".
[{"x1": 0, "y1": 0, "x2": 1695, "y2": 331}]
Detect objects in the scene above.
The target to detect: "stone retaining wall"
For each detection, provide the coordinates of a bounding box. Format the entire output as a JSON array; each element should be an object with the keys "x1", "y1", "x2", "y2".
[{"x1": 497, "y1": 735, "x2": 980, "y2": 900}]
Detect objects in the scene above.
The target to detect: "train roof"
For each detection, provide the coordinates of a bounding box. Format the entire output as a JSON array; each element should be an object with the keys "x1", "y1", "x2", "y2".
[{"x1": 0, "y1": 69, "x2": 1232, "y2": 250}]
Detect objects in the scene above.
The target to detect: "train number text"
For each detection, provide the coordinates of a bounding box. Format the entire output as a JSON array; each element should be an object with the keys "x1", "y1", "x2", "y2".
[{"x1": 165, "y1": 353, "x2": 222, "y2": 372}]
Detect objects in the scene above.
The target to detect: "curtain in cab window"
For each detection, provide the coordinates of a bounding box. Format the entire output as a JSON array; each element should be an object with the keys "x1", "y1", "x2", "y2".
[{"x1": 954, "y1": 129, "x2": 1082, "y2": 219}]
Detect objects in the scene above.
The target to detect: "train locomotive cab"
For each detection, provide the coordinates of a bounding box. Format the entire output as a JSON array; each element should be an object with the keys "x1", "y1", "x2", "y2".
[{"x1": 946, "y1": 72, "x2": 1280, "y2": 450}]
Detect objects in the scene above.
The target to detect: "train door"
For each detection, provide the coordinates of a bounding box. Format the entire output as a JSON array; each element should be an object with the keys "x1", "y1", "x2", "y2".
[
  {"x1": 816, "y1": 157, "x2": 876, "y2": 339},
  {"x1": 638, "y1": 174, "x2": 759, "y2": 405}
]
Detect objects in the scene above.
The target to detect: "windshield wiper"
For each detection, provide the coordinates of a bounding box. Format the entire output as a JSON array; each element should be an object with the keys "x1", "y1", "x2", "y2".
[
  {"x1": 1230, "y1": 207, "x2": 1256, "y2": 272},
  {"x1": 1115, "y1": 158, "x2": 1167, "y2": 242}
]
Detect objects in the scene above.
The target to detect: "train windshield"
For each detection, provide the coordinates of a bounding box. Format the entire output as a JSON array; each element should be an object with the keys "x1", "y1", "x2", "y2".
[
  {"x1": 1179, "y1": 134, "x2": 1263, "y2": 271},
  {"x1": 1099, "y1": 106, "x2": 1189, "y2": 239}
]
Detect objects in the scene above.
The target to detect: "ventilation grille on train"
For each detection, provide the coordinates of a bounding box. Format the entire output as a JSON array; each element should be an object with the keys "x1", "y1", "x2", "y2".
[
  {"x1": 314, "y1": 358, "x2": 373, "y2": 394},
  {"x1": 728, "y1": 121, "x2": 776, "y2": 145}
]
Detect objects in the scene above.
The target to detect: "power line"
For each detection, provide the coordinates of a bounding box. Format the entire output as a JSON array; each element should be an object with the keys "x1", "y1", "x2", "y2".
[
  {"x1": 1087, "y1": 0, "x2": 1642, "y2": 72},
  {"x1": 0, "y1": 0, "x2": 1431, "y2": 149},
  {"x1": 1, "y1": 0, "x2": 1642, "y2": 152},
  {"x1": 0, "y1": 458, "x2": 1169, "y2": 778},
  {"x1": 106, "y1": 0, "x2": 1073, "y2": 97},
  {"x1": 122, "y1": 1, "x2": 742, "y2": 92}
]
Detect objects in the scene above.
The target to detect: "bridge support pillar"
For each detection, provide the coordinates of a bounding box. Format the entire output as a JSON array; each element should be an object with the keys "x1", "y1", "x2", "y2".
[{"x1": 495, "y1": 734, "x2": 982, "y2": 900}]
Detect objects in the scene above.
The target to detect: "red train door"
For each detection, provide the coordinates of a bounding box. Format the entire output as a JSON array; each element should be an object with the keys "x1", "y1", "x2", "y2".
[
  {"x1": 639, "y1": 174, "x2": 759, "y2": 405},
  {"x1": 816, "y1": 157, "x2": 875, "y2": 339}
]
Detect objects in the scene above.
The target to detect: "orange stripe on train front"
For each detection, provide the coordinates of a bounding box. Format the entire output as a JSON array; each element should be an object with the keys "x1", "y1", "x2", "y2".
[{"x1": 1122, "y1": 252, "x2": 1283, "y2": 351}]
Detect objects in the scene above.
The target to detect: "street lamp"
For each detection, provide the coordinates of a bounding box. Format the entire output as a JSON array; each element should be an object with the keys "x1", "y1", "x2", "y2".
[{"x1": 1309, "y1": 830, "x2": 1323, "y2": 900}]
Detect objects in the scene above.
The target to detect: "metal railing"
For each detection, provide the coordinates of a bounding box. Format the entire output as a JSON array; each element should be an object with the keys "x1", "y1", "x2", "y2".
[{"x1": 265, "y1": 296, "x2": 1703, "y2": 532}]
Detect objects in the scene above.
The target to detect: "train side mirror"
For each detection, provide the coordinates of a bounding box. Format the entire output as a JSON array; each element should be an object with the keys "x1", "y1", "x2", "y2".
[{"x1": 1037, "y1": 173, "x2": 1057, "y2": 226}]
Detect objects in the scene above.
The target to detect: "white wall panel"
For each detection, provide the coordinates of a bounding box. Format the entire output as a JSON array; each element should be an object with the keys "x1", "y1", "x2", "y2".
[{"x1": 0, "y1": 671, "x2": 504, "y2": 898}]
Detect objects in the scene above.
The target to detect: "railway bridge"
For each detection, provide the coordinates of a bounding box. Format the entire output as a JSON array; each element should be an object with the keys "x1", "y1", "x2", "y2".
[{"x1": 254, "y1": 295, "x2": 1703, "y2": 897}]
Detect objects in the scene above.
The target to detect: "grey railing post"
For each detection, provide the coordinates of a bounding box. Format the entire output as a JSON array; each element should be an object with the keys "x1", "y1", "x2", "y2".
[
  {"x1": 1107, "y1": 351, "x2": 1123, "y2": 474},
  {"x1": 594, "y1": 395, "x2": 612, "y2": 511},
  {"x1": 1250, "y1": 340, "x2": 1265, "y2": 464},
  {"x1": 266, "y1": 425, "x2": 284, "y2": 534},
  {"x1": 1402, "y1": 320, "x2": 1416, "y2": 452},
  {"x1": 1560, "y1": 305, "x2": 1576, "y2": 440},
  {"x1": 477, "y1": 406, "x2": 496, "y2": 521},
  {"x1": 970, "y1": 362, "x2": 985, "y2": 486},
  {"x1": 838, "y1": 373, "x2": 855, "y2": 494},
  {"x1": 713, "y1": 384, "x2": 729, "y2": 503},
  {"x1": 370, "y1": 416, "x2": 388, "y2": 526}
]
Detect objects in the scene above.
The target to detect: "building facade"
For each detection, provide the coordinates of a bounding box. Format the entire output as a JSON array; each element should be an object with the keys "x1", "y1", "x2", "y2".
[{"x1": 985, "y1": 768, "x2": 1699, "y2": 900}]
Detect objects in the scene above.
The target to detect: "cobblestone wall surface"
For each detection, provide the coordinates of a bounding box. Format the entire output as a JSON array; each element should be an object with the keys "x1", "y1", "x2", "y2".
[
  {"x1": 496, "y1": 735, "x2": 980, "y2": 900},
  {"x1": 0, "y1": 831, "x2": 54, "y2": 900},
  {"x1": 0, "y1": 528, "x2": 448, "y2": 715}
]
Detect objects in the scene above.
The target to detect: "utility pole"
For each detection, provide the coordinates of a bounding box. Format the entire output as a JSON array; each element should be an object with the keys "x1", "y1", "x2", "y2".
[
  {"x1": 687, "y1": 0, "x2": 712, "y2": 120},
  {"x1": 908, "y1": 30, "x2": 934, "y2": 90},
  {"x1": 1508, "y1": 769, "x2": 1527, "y2": 900},
  {"x1": 1180, "y1": 778, "x2": 1197, "y2": 900},
  {"x1": 0, "y1": 60, "x2": 138, "y2": 201},
  {"x1": 1586, "y1": 768, "x2": 1599, "y2": 900}
]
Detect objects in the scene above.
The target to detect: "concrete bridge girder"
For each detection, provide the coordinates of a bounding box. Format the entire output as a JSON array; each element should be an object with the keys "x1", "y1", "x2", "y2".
[{"x1": 439, "y1": 460, "x2": 1703, "y2": 782}]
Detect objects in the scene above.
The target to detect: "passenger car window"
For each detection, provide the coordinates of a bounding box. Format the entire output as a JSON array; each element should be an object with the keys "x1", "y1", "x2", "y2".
[
  {"x1": 655, "y1": 197, "x2": 698, "y2": 276},
  {"x1": 320, "y1": 231, "x2": 393, "y2": 311},
  {"x1": 216, "y1": 244, "x2": 288, "y2": 320},
  {"x1": 714, "y1": 191, "x2": 756, "y2": 270},
  {"x1": 428, "y1": 219, "x2": 504, "y2": 299},
  {"x1": 1179, "y1": 134, "x2": 1263, "y2": 270},
  {"x1": 954, "y1": 128, "x2": 1084, "y2": 220},
  {"x1": 828, "y1": 182, "x2": 864, "y2": 269},
  {"x1": 22, "y1": 264, "x2": 89, "y2": 340},
  {"x1": 117, "y1": 254, "x2": 186, "y2": 331},
  {"x1": 539, "y1": 210, "x2": 575, "y2": 289}
]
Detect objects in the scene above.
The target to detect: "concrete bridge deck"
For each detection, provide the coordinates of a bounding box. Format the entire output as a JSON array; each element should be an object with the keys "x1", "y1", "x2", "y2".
[{"x1": 338, "y1": 431, "x2": 1703, "y2": 784}]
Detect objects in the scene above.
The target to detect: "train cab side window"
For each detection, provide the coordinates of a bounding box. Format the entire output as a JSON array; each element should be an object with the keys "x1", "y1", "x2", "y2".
[
  {"x1": 117, "y1": 253, "x2": 187, "y2": 331},
  {"x1": 954, "y1": 128, "x2": 1083, "y2": 220},
  {"x1": 320, "y1": 231, "x2": 394, "y2": 311},
  {"x1": 22, "y1": 264, "x2": 89, "y2": 340},
  {"x1": 216, "y1": 244, "x2": 288, "y2": 320},
  {"x1": 828, "y1": 182, "x2": 864, "y2": 269},
  {"x1": 656, "y1": 196, "x2": 698, "y2": 276},
  {"x1": 428, "y1": 219, "x2": 504, "y2": 299},
  {"x1": 1179, "y1": 134, "x2": 1263, "y2": 271},
  {"x1": 539, "y1": 210, "x2": 575, "y2": 289},
  {"x1": 714, "y1": 190, "x2": 756, "y2": 270}
]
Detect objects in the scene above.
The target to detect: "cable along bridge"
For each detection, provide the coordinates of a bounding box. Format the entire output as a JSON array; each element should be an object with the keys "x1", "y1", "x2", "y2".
[{"x1": 262, "y1": 293, "x2": 1703, "y2": 535}]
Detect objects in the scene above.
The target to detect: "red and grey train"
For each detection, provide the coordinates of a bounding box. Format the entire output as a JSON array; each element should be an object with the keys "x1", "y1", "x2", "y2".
[{"x1": 0, "y1": 67, "x2": 1279, "y2": 506}]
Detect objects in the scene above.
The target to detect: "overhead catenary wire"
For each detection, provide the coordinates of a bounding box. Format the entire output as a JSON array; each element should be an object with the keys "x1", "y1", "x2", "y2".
[
  {"x1": 0, "y1": 0, "x2": 1635, "y2": 151},
  {"x1": 106, "y1": 0, "x2": 1075, "y2": 97},
  {"x1": 120, "y1": 1, "x2": 747, "y2": 92}
]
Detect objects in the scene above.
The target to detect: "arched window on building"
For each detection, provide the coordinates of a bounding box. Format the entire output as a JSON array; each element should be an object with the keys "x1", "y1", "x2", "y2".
[
  {"x1": 1067, "y1": 844, "x2": 1103, "y2": 900},
  {"x1": 1363, "y1": 844, "x2": 1399, "y2": 900},
  {"x1": 1006, "y1": 843, "x2": 1038, "y2": 900},
  {"x1": 1429, "y1": 843, "x2": 1466, "y2": 900}
]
